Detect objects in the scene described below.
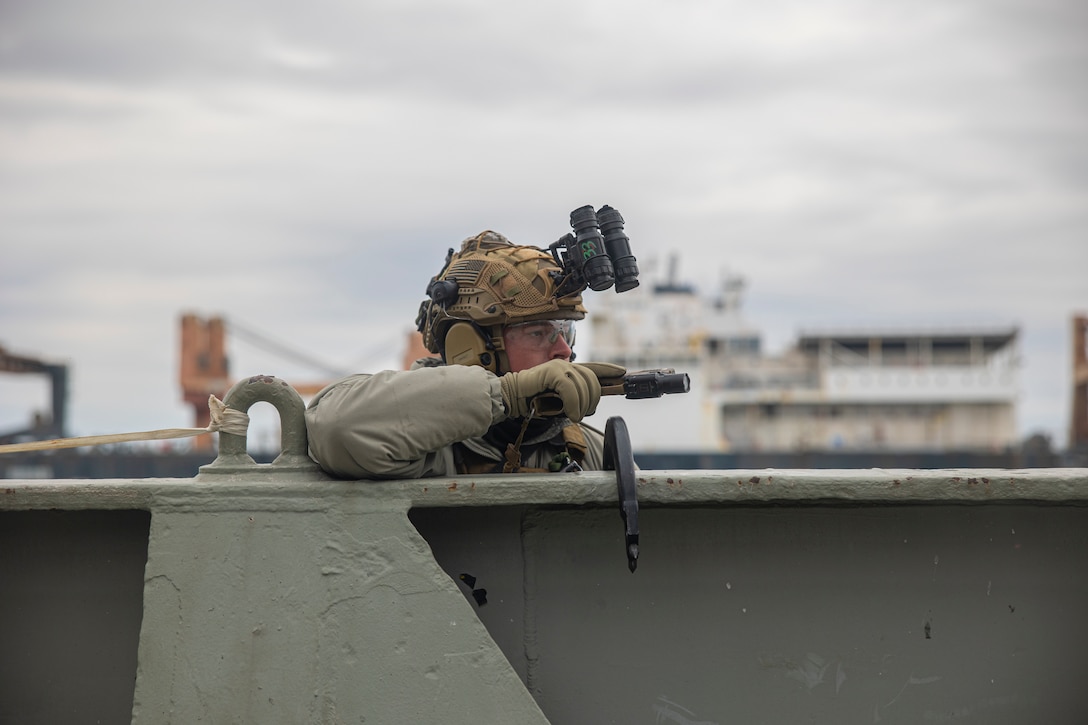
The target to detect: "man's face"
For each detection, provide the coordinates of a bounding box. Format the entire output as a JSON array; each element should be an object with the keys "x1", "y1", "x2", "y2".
[{"x1": 502, "y1": 320, "x2": 576, "y2": 372}]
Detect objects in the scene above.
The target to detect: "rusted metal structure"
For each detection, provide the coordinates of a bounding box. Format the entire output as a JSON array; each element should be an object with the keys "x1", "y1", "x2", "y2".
[
  {"x1": 178, "y1": 314, "x2": 230, "y2": 446},
  {"x1": 1072, "y1": 314, "x2": 1088, "y2": 450}
]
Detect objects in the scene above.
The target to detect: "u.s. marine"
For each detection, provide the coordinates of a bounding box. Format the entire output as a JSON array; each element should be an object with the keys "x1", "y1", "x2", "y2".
[{"x1": 305, "y1": 231, "x2": 625, "y2": 479}]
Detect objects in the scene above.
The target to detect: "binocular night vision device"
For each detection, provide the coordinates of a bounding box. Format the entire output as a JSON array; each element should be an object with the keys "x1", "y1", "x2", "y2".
[{"x1": 550, "y1": 205, "x2": 641, "y2": 296}]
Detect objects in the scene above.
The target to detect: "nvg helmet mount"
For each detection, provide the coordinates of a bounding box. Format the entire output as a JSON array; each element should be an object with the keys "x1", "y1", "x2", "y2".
[{"x1": 415, "y1": 205, "x2": 641, "y2": 374}]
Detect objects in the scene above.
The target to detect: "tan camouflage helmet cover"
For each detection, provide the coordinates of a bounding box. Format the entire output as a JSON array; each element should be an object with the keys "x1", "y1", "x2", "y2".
[{"x1": 419, "y1": 231, "x2": 586, "y2": 357}]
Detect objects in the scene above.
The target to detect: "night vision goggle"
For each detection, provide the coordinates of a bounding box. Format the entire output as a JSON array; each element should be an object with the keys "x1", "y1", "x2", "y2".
[{"x1": 548, "y1": 204, "x2": 641, "y2": 297}]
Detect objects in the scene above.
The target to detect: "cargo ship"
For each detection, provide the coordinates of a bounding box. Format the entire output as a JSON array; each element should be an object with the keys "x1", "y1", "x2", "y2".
[{"x1": 588, "y1": 259, "x2": 1036, "y2": 468}]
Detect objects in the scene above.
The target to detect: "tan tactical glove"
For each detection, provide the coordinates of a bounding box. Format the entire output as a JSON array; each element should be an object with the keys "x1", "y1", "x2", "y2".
[
  {"x1": 575, "y1": 362, "x2": 627, "y2": 387},
  {"x1": 500, "y1": 359, "x2": 602, "y2": 422}
]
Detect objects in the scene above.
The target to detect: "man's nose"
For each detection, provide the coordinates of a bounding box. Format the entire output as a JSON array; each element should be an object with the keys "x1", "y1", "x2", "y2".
[{"x1": 551, "y1": 334, "x2": 572, "y2": 360}]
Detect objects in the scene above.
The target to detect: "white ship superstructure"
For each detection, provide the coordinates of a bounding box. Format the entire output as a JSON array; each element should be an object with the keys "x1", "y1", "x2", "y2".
[{"x1": 587, "y1": 263, "x2": 1019, "y2": 454}]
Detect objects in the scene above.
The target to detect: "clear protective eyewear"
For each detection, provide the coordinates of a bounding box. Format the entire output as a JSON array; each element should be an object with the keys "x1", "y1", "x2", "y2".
[{"x1": 504, "y1": 319, "x2": 576, "y2": 351}]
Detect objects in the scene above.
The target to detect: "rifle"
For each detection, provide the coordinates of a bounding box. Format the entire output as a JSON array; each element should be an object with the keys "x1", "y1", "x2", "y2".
[{"x1": 532, "y1": 367, "x2": 690, "y2": 416}]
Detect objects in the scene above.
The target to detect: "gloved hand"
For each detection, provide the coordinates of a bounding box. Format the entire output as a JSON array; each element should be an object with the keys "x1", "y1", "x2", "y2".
[
  {"x1": 575, "y1": 362, "x2": 627, "y2": 385},
  {"x1": 500, "y1": 359, "x2": 602, "y2": 422}
]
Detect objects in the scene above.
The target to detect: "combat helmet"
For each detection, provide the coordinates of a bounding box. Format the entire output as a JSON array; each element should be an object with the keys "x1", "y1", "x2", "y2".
[{"x1": 415, "y1": 231, "x2": 586, "y2": 374}]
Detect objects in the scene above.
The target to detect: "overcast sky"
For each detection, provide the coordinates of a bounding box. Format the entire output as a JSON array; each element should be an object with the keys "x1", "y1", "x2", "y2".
[{"x1": 2, "y1": 0, "x2": 1086, "y2": 451}]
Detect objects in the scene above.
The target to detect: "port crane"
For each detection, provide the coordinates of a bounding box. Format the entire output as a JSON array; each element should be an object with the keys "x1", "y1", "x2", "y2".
[{"x1": 0, "y1": 344, "x2": 69, "y2": 444}]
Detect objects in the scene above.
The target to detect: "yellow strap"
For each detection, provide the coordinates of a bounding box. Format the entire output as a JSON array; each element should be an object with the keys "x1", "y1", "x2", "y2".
[{"x1": 0, "y1": 396, "x2": 248, "y2": 455}]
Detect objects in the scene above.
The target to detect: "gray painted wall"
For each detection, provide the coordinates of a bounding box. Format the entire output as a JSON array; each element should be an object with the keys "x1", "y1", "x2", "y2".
[
  {"x1": 3, "y1": 469, "x2": 1088, "y2": 724},
  {"x1": 415, "y1": 503, "x2": 1088, "y2": 723}
]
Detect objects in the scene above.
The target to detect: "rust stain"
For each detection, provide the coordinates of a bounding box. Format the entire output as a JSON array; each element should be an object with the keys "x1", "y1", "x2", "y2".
[
  {"x1": 470, "y1": 481, "x2": 476, "y2": 490},
  {"x1": 951, "y1": 477, "x2": 962, "y2": 482},
  {"x1": 749, "y1": 476, "x2": 761, "y2": 484},
  {"x1": 448, "y1": 482, "x2": 458, "y2": 492},
  {"x1": 893, "y1": 479, "x2": 901, "y2": 486},
  {"x1": 422, "y1": 486, "x2": 428, "y2": 493},
  {"x1": 982, "y1": 477, "x2": 990, "y2": 484}
]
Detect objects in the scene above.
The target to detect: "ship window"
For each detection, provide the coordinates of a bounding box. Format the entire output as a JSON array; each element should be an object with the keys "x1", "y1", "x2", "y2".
[
  {"x1": 883, "y1": 340, "x2": 908, "y2": 363},
  {"x1": 932, "y1": 339, "x2": 971, "y2": 364},
  {"x1": 727, "y1": 337, "x2": 760, "y2": 355}
]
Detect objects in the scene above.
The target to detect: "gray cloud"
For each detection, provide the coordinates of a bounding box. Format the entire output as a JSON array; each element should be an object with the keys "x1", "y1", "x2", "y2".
[{"x1": 1, "y1": 0, "x2": 1085, "y2": 445}]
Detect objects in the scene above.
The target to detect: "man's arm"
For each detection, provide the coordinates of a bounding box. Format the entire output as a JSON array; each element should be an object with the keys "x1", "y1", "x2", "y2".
[{"x1": 305, "y1": 365, "x2": 505, "y2": 479}]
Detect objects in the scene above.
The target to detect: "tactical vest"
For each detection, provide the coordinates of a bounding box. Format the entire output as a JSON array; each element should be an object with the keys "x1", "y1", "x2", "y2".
[{"x1": 454, "y1": 423, "x2": 589, "y2": 474}]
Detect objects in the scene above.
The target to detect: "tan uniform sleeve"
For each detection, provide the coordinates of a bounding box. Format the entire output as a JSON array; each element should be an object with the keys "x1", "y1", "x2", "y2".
[{"x1": 305, "y1": 365, "x2": 506, "y2": 479}]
